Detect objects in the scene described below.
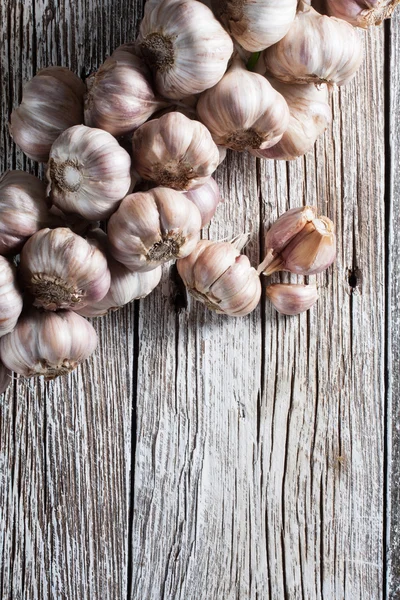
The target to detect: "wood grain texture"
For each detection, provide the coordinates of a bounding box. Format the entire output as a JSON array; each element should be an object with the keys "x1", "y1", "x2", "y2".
[{"x1": 0, "y1": 1, "x2": 393, "y2": 599}]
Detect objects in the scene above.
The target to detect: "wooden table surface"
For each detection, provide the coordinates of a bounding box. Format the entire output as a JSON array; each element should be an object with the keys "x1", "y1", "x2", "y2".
[{"x1": 1, "y1": 1, "x2": 399, "y2": 599}]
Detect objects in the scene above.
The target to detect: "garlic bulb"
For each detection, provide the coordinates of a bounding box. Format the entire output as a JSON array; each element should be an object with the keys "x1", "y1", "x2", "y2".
[
  {"x1": 0, "y1": 309, "x2": 97, "y2": 380},
  {"x1": 76, "y1": 229, "x2": 162, "y2": 317},
  {"x1": 136, "y1": 0, "x2": 233, "y2": 99},
  {"x1": 197, "y1": 57, "x2": 289, "y2": 151},
  {"x1": 108, "y1": 187, "x2": 202, "y2": 272},
  {"x1": 177, "y1": 237, "x2": 261, "y2": 317},
  {"x1": 325, "y1": 0, "x2": 400, "y2": 27},
  {"x1": 266, "y1": 283, "x2": 319, "y2": 315},
  {"x1": 0, "y1": 256, "x2": 23, "y2": 338},
  {"x1": 0, "y1": 171, "x2": 55, "y2": 255},
  {"x1": 0, "y1": 359, "x2": 11, "y2": 394},
  {"x1": 184, "y1": 177, "x2": 221, "y2": 227},
  {"x1": 261, "y1": 2, "x2": 364, "y2": 87},
  {"x1": 251, "y1": 80, "x2": 331, "y2": 160},
  {"x1": 212, "y1": 0, "x2": 297, "y2": 52},
  {"x1": 131, "y1": 112, "x2": 220, "y2": 191},
  {"x1": 46, "y1": 125, "x2": 131, "y2": 220},
  {"x1": 19, "y1": 228, "x2": 111, "y2": 311},
  {"x1": 10, "y1": 67, "x2": 85, "y2": 163},
  {"x1": 85, "y1": 44, "x2": 168, "y2": 136}
]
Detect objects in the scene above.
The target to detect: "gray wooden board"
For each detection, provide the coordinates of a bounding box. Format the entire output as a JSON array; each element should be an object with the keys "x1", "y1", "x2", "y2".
[{"x1": 0, "y1": 1, "x2": 395, "y2": 598}]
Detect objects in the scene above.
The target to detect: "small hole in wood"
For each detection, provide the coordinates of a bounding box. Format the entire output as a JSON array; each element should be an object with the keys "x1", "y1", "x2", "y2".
[{"x1": 347, "y1": 267, "x2": 362, "y2": 292}]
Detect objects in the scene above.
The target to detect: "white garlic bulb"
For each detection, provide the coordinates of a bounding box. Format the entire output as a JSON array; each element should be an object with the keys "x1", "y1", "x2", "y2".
[
  {"x1": 212, "y1": 0, "x2": 297, "y2": 52},
  {"x1": 76, "y1": 229, "x2": 162, "y2": 317},
  {"x1": 136, "y1": 0, "x2": 233, "y2": 99},
  {"x1": 0, "y1": 171, "x2": 55, "y2": 255},
  {"x1": 19, "y1": 228, "x2": 111, "y2": 311},
  {"x1": 261, "y1": 2, "x2": 364, "y2": 86},
  {"x1": 108, "y1": 187, "x2": 202, "y2": 272},
  {"x1": 0, "y1": 256, "x2": 23, "y2": 338},
  {"x1": 46, "y1": 125, "x2": 132, "y2": 220},
  {"x1": 197, "y1": 57, "x2": 290, "y2": 151},
  {"x1": 184, "y1": 177, "x2": 221, "y2": 227},
  {"x1": 177, "y1": 237, "x2": 261, "y2": 317},
  {"x1": 0, "y1": 309, "x2": 97, "y2": 380},
  {"x1": 251, "y1": 79, "x2": 331, "y2": 160},
  {"x1": 325, "y1": 0, "x2": 399, "y2": 28},
  {"x1": 10, "y1": 67, "x2": 85, "y2": 163},
  {"x1": 85, "y1": 44, "x2": 168, "y2": 136},
  {"x1": 0, "y1": 359, "x2": 11, "y2": 394},
  {"x1": 131, "y1": 112, "x2": 220, "y2": 191}
]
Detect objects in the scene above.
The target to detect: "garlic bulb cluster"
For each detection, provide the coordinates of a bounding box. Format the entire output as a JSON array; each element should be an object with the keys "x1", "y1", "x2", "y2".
[
  {"x1": 177, "y1": 237, "x2": 261, "y2": 317},
  {"x1": 46, "y1": 125, "x2": 132, "y2": 220},
  {"x1": 0, "y1": 171, "x2": 55, "y2": 255},
  {"x1": 131, "y1": 112, "x2": 220, "y2": 190},
  {"x1": 184, "y1": 177, "x2": 221, "y2": 227},
  {"x1": 136, "y1": 0, "x2": 233, "y2": 99},
  {"x1": 325, "y1": 0, "x2": 400, "y2": 27},
  {"x1": 20, "y1": 228, "x2": 111, "y2": 311},
  {"x1": 212, "y1": 0, "x2": 297, "y2": 52},
  {"x1": 0, "y1": 309, "x2": 98, "y2": 380},
  {"x1": 197, "y1": 57, "x2": 290, "y2": 151},
  {"x1": 261, "y1": 2, "x2": 364, "y2": 86},
  {"x1": 10, "y1": 67, "x2": 85, "y2": 163},
  {"x1": 108, "y1": 187, "x2": 202, "y2": 271},
  {"x1": 0, "y1": 257, "x2": 23, "y2": 337},
  {"x1": 266, "y1": 283, "x2": 319, "y2": 315}
]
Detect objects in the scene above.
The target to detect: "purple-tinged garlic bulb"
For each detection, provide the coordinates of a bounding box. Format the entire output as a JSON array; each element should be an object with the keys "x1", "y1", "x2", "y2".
[
  {"x1": 0, "y1": 359, "x2": 11, "y2": 394},
  {"x1": 325, "y1": 0, "x2": 400, "y2": 28},
  {"x1": 19, "y1": 228, "x2": 111, "y2": 311},
  {"x1": 0, "y1": 309, "x2": 97, "y2": 380},
  {"x1": 177, "y1": 236, "x2": 261, "y2": 317},
  {"x1": 108, "y1": 187, "x2": 202, "y2": 272},
  {"x1": 136, "y1": 0, "x2": 233, "y2": 99},
  {"x1": 266, "y1": 283, "x2": 319, "y2": 315},
  {"x1": 46, "y1": 125, "x2": 132, "y2": 220},
  {"x1": 184, "y1": 177, "x2": 221, "y2": 227},
  {"x1": 10, "y1": 67, "x2": 85, "y2": 163},
  {"x1": 131, "y1": 112, "x2": 220, "y2": 191},
  {"x1": 0, "y1": 256, "x2": 23, "y2": 337}
]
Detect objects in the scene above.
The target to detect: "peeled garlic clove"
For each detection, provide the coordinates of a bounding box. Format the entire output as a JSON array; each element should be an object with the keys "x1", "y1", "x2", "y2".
[
  {"x1": 0, "y1": 309, "x2": 97, "y2": 380},
  {"x1": 108, "y1": 187, "x2": 202, "y2": 272},
  {"x1": 251, "y1": 80, "x2": 332, "y2": 160},
  {"x1": 325, "y1": 0, "x2": 400, "y2": 27},
  {"x1": 0, "y1": 257, "x2": 23, "y2": 338},
  {"x1": 131, "y1": 112, "x2": 220, "y2": 191},
  {"x1": 76, "y1": 229, "x2": 162, "y2": 317},
  {"x1": 266, "y1": 283, "x2": 319, "y2": 315},
  {"x1": 0, "y1": 359, "x2": 11, "y2": 394},
  {"x1": 184, "y1": 177, "x2": 221, "y2": 227},
  {"x1": 46, "y1": 125, "x2": 131, "y2": 220},
  {"x1": 10, "y1": 67, "x2": 85, "y2": 163},
  {"x1": 19, "y1": 227, "x2": 111, "y2": 311},
  {"x1": 0, "y1": 171, "x2": 57, "y2": 255},
  {"x1": 197, "y1": 56, "x2": 290, "y2": 151},
  {"x1": 177, "y1": 239, "x2": 261, "y2": 317},
  {"x1": 212, "y1": 0, "x2": 297, "y2": 52},
  {"x1": 261, "y1": 2, "x2": 364, "y2": 87},
  {"x1": 136, "y1": 0, "x2": 233, "y2": 99},
  {"x1": 85, "y1": 44, "x2": 168, "y2": 136}
]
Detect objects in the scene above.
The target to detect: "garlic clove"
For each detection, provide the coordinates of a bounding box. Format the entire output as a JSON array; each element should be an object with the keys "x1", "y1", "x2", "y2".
[
  {"x1": 325, "y1": 0, "x2": 400, "y2": 28},
  {"x1": 0, "y1": 359, "x2": 11, "y2": 394},
  {"x1": 266, "y1": 283, "x2": 319, "y2": 315},
  {"x1": 264, "y1": 206, "x2": 317, "y2": 259},
  {"x1": 0, "y1": 309, "x2": 97, "y2": 380},
  {"x1": 184, "y1": 177, "x2": 221, "y2": 227},
  {"x1": 0, "y1": 256, "x2": 23, "y2": 338},
  {"x1": 9, "y1": 67, "x2": 85, "y2": 163},
  {"x1": 46, "y1": 125, "x2": 132, "y2": 220}
]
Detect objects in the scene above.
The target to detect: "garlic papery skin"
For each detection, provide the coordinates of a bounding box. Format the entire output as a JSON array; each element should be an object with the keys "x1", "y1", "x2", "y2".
[
  {"x1": 261, "y1": 2, "x2": 364, "y2": 87},
  {"x1": 76, "y1": 229, "x2": 162, "y2": 317},
  {"x1": 212, "y1": 0, "x2": 297, "y2": 52},
  {"x1": 0, "y1": 359, "x2": 11, "y2": 394},
  {"x1": 197, "y1": 57, "x2": 290, "y2": 151},
  {"x1": 0, "y1": 309, "x2": 97, "y2": 380},
  {"x1": 266, "y1": 283, "x2": 319, "y2": 315},
  {"x1": 0, "y1": 171, "x2": 56, "y2": 255},
  {"x1": 184, "y1": 177, "x2": 221, "y2": 227},
  {"x1": 46, "y1": 125, "x2": 131, "y2": 220},
  {"x1": 251, "y1": 80, "x2": 331, "y2": 160},
  {"x1": 325, "y1": 0, "x2": 400, "y2": 27},
  {"x1": 136, "y1": 0, "x2": 234, "y2": 99},
  {"x1": 131, "y1": 112, "x2": 220, "y2": 191},
  {"x1": 19, "y1": 228, "x2": 111, "y2": 311},
  {"x1": 0, "y1": 257, "x2": 23, "y2": 338},
  {"x1": 85, "y1": 44, "x2": 168, "y2": 136},
  {"x1": 108, "y1": 187, "x2": 202, "y2": 272},
  {"x1": 10, "y1": 67, "x2": 85, "y2": 163},
  {"x1": 177, "y1": 239, "x2": 261, "y2": 317}
]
